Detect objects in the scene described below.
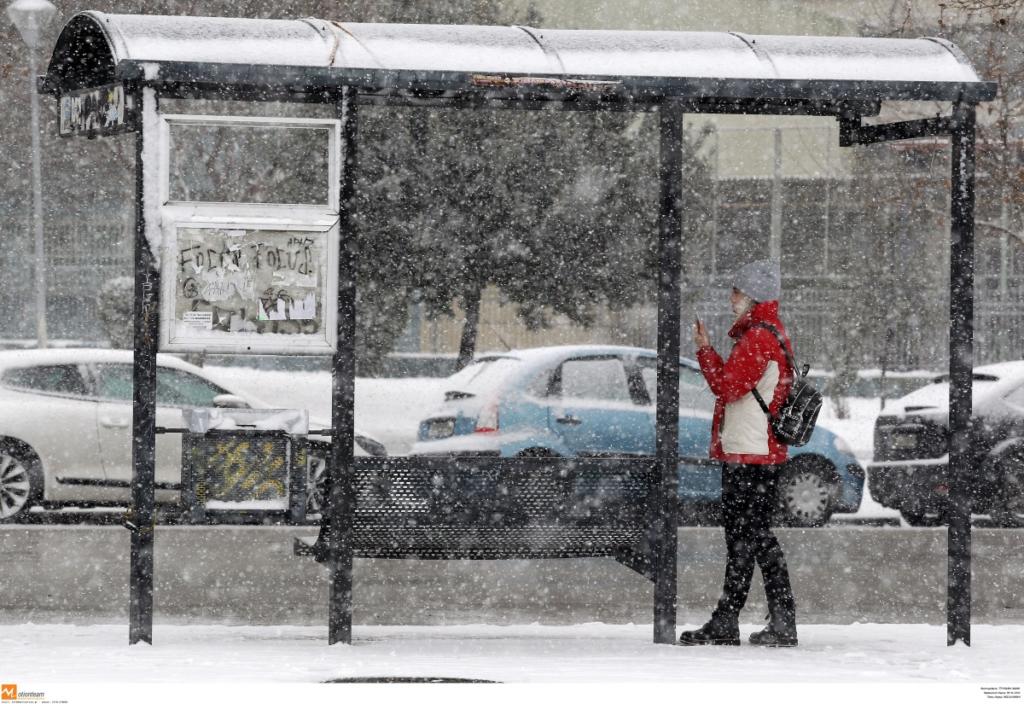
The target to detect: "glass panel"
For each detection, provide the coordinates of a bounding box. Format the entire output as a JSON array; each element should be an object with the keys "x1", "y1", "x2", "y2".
[
  {"x1": 95, "y1": 365, "x2": 228, "y2": 407},
  {"x1": 94, "y1": 364, "x2": 134, "y2": 401},
  {"x1": 168, "y1": 122, "x2": 331, "y2": 205},
  {"x1": 640, "y1": 366, "x2": 656, "y2": 399},
  {"x1": 560, "y1": 358, "x2": 631, "y2": 402},
  {"x1": 681, "y1": 366, "x2": 715, "y2": 413},
  {"x1": 156, "y1": 368, "x2": 228, "y2": 407},
  {"x1": 639, "y1": 360, "x2": 715, "y2": 413},
  {"x1": 2, "y1": 365, "x2": 89, "y2": 396},
  {"x1": 1004, "y1": 384, "x2": 1024, "y2": 411}
]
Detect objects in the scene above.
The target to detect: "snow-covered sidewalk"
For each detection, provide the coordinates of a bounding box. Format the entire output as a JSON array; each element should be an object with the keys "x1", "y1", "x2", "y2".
[{"x1": 4, "y1": 622, "x2": 1021, "y2": 684}]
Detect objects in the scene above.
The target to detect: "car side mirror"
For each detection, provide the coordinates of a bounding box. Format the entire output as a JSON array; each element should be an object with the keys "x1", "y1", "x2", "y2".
[{"x1": 212, "y1": 394, "x2": 249, "y2": 409}]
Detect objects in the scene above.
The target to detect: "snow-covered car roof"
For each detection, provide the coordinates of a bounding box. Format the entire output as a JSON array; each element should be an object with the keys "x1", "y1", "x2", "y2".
[
  {"x1": 42, "y1": 13, "x2": 995, "y2": 107},
  {"x1": 880, "y1": 359, "x2": 1024, "y2": 417},
  {"x1": 970, "y1": 359, "x2": 1024, "y2": 383},
  {"x1": 0, "y1": 347, "x2": 200, "y2": 373},
  {"x1": 469, "y1": 345, "x2": 699, "y2": 371}
]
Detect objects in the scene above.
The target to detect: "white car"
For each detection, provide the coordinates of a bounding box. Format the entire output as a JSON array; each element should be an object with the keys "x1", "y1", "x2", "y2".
[{"x1": 0, "y1": 348, "x2": 385, "y2": 522}]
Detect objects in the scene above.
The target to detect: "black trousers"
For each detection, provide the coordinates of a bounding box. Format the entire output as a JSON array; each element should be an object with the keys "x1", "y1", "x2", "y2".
[{"x1": 712, "y1": 463, "x2": 796, "y2": 624}]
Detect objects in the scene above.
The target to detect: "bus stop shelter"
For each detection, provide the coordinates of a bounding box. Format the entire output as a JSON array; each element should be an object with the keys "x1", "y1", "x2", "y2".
[{"x1": 40, "y1": 12, "x2": 996, "y2": 647}]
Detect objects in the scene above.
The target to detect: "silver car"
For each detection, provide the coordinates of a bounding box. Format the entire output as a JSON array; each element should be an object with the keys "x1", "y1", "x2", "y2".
[{"x1": 0, "y1": 348, "x2": 384, "y2": 521}]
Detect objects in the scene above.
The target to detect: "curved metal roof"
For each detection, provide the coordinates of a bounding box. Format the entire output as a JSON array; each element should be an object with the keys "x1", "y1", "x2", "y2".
[{"x1": 42, "y1": 11, "x2": 996, "y2": 107}]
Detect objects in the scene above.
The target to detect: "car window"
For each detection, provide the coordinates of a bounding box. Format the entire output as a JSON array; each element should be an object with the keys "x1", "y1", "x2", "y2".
[
  {"x1": 94, "y1": 364, "x2": 229, "y2": 407},
  {"x1": 157, "y1": 368, "x2": 229, "y2": 407},
  {"x1": 94, "y1": 364, "x2": 134, "y2": 401},
  {"x1": 681, "y1": 367, "x2": 715, "y2": 413},
  {"x1": 639, "y1": 360, "x2": 715, "y2": 413},
  {"x1": 559, "y1": 357, "x2": 632, "y2": 403},
  {"x1": 1, "y1": 364, "x2": 89, "y2": 397},
  {"x1": 1005, "y1": 383, "x2": 1024, "y2": 412}
]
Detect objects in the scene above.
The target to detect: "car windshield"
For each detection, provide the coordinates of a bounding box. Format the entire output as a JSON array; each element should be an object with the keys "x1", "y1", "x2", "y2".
[{"x1": 444, "y1": 357, "x2": 521, "y2": 398}]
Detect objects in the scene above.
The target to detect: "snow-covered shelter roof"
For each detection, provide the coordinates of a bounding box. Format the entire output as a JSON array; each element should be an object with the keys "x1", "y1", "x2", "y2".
[{"x1": 42, "y1": 12, "x2": 996, "y2": 111}]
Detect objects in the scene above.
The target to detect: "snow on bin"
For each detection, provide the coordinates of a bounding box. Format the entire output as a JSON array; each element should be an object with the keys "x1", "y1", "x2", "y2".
[{"x1": 180, "y1": 408, "x2": 310, "y2": 524}]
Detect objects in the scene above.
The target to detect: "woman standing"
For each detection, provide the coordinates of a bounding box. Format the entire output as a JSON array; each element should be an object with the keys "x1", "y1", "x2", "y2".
[{"x1": 679, "y1": 260, "x2": 798, "y2": 648}]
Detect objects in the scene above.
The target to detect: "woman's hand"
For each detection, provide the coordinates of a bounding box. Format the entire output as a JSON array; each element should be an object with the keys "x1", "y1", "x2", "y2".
[{"x1": 694, "y1": 317, "x2": 711, "y2": 349}]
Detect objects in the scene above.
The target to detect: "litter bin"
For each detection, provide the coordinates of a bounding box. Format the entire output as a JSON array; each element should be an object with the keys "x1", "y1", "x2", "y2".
[{"x1": 180, "y1": 408, "x2": 310, "y2": 524}]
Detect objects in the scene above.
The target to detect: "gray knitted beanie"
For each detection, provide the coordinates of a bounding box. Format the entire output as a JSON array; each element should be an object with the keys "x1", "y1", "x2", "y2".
[{"x1": 732, "y1": 260, "x2": 781, "y2": 302}]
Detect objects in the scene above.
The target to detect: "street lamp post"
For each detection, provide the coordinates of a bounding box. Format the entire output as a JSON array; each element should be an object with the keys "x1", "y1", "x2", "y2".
[{"x1": 7, "y1": 0, "x2": 56, "y2": 348}]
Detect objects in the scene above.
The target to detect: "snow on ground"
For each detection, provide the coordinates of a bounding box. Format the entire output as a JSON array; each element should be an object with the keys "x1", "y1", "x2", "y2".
[{"x1": 3, "y1": 622, "x2": 1020, "y2": 685}]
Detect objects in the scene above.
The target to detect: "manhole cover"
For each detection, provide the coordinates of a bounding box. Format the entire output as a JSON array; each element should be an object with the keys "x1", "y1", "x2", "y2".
[{"x1": 324, "y1": 677, "x2": 497, "y2": 683}]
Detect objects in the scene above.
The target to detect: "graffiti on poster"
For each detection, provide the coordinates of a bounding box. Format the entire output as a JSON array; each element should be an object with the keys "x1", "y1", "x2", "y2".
[
  {"x1": 59, "y1": 83, "x2": 134, "y2": 137},
  {"x1": 174, "y1": 227, "x2": 325, "y2": 337}
]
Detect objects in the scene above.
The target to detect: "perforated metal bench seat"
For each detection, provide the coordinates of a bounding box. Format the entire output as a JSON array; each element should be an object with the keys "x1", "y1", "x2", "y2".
[
  {"x1": 294, "y1": 525, "x2": 648, "y2": 560},
  {"x1": 294, "y1": 456, "x2": 658, "y2": 572}
]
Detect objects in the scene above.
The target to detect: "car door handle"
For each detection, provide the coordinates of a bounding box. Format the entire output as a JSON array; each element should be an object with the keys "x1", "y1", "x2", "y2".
[
  {"x1": 556, "y1": 415, "x2": 582, "y2": 426},
  {"x1": 99, "y1": 417, "x2": 130, "y2": 429}
]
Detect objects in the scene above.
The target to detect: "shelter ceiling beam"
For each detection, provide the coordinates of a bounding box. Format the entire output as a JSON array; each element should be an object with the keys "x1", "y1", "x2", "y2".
[
  {"x1": 130, "y1": 78, "x2": 884, "y2": 119},
  {"x1": 353, "y1": 93, "x2": 881, "y2": 117},
  {"x1": 838, "y1": 113, "x2": 964, "y2": 147}
]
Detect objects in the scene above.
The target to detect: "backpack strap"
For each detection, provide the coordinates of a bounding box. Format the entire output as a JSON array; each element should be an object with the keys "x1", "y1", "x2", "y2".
[
  {"x1": 750, "y1": 387, "x2": 772, "y2": 416},
  {"x1": 748, "y1": 322, "x2": 804, "y2": 416},
  {"x1": 752, "y1": 322, "x2": 800, "y2": 378}
]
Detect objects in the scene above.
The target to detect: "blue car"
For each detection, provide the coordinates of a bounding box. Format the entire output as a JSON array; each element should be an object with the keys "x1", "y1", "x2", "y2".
[{"x1": 410, "y1": 345, "x2": 864, "y2": 526}]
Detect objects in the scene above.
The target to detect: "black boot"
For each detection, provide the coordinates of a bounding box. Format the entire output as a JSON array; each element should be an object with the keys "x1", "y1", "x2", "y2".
[
  {"x1": 748, "y1": 625, "x2": 797, "y2": 647},
  {"x1": 749, "y1": 610, "x2": 797, "y2": 647},
  {"x1": 752, "y1": 555, "x2": 798, "y2": 647},
  {"x1": 678, "y1": 614, "x2": 740, "y2": 646}
]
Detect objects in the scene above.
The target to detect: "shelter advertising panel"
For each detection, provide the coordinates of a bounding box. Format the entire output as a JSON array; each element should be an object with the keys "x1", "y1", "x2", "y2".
[
  {"x1": 160, "y1": 223, "x2": 337, "y2": 354},
  {"x1": 59, "y1": 83, "x2": 135, "y2": 137}
]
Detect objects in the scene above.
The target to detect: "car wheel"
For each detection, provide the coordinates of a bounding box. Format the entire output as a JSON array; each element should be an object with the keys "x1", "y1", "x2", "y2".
[
  {"x1": 775, "y1": 457, "x2": 835, "y2": 527},
  {"x1": 0, "y1": 443, "x2": 42, "y2": 523},
  {"x1": 899, "y1": 509, "x2": 945, "y2": 527},
  {"x1": 990, "y1": 451, "x2": 1024, "y2": 528}
]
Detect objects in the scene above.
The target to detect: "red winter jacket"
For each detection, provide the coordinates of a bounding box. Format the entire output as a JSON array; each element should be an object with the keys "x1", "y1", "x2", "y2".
[{"x1": 696, "y1": 301, "x2": 794, "y2": 465}]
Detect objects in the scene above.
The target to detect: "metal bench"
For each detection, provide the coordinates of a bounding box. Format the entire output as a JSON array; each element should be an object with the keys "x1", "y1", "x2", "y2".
[{"x1": 294, "y1": 456, "x2": 659, "y2": 579}]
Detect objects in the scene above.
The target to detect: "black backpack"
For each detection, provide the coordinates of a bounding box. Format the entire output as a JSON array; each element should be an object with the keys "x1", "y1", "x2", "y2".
[{"x1": 749, "y1": 322, "x2": 822, "y2": 447}]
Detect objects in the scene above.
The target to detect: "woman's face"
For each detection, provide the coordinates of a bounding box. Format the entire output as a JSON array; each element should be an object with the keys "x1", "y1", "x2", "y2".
[{"x1": 731, "y1": 288, "x2": 753, "y2": 318}]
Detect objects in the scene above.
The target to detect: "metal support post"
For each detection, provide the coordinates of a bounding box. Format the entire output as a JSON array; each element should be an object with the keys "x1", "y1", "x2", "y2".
[
  {"x1": 328, "y1": 86, "x2": 359, "y2": 645},
  {"x1": 27, "y1": 47, "x2": 47, "y2": 347},
  {"x1": 947, "y1": 103, "x2": 976, "y2": 647},
  {"x1": 129, "y1": 85, "x2": 160, "y2": 645},
  {"x1": 653, "y1": 102, "x2": 683, "y2": 645}
]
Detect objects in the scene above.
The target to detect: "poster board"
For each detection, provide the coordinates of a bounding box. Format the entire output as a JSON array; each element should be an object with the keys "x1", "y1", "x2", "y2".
[
  {"x1": 59, "y1": 83, "x2": 135, "y2": 138},
  {"x1": 159, "y1": 222, "x2": 338, "y2": 354}
]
